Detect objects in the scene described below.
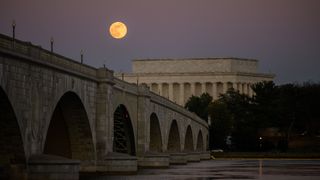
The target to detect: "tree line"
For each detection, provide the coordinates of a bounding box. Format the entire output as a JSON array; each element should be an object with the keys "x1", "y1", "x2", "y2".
[{"x1": 185, "y1": 81, "x2": 320, "y2": 152}]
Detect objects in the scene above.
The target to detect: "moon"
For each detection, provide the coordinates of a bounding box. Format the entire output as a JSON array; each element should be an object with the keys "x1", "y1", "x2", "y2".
[{"x1": 109, "y1": 22, "x2": 127, "y2": 39}]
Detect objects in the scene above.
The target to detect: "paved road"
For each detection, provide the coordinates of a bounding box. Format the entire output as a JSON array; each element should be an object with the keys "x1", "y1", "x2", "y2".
[{"x1": 82, "y1": 160, "x2": 320, "y2": 180}]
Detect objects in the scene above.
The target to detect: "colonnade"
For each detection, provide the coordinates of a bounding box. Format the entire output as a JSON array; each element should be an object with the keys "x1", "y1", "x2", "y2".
[{"x1": 143, "y1": 82, "x2": 254, "y2": 106}]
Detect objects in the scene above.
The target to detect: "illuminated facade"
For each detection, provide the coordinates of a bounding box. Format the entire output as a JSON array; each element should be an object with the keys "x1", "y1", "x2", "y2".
[{"x1": 116, "y1": 58, "x2": 275, "y2": 106}]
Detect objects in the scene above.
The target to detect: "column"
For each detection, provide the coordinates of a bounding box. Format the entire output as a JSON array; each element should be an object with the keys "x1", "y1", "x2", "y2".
[
  {"x1": 169, "y1": 83, "x2": 174, "y2": 101},
  {"x1": 248, "y1": 83, "x2": 252, "y2": 97},
  {"x1": 150, "y1": 83, "x2": 156, "y2": 93},
  {"x1": 201, "y1": 82, "x2": 206, "y2": 94},
  {"x1": 159, "y1": 83, "x2": 163, "y2": 95},
  {"x1": 212, "y1": 82, "x2": 217, "y2": 100},
  {"x1": 232, "y1": 82, "x2": 237, "y2": 91},
  {"x1": 223, "y1": 82, "x2": 228, "y2": 94},
  {"x1": 191, "y1": 82, "x2": 195, "y2": 96},
  {"x1": 179, "y1": 83, "x2": 185, "y2": 105}
]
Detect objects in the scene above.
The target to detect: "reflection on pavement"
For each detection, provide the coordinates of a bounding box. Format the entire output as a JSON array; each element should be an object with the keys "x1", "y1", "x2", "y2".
[{"x1": 81, "y1": 160, "x2": 320, "y2": 180}]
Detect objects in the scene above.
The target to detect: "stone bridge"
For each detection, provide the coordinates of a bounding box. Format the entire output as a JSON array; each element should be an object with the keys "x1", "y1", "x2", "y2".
[{"x1": 0, "y1": 34, "x2": 209, "y2": 179}]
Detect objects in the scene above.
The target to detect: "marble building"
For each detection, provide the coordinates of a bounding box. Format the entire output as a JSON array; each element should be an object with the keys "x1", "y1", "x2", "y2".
[{"x1": 116, "y1": 58, "x2": 275, "y2": 106}]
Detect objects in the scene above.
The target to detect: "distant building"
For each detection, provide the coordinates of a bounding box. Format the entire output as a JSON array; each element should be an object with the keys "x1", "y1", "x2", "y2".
[{"x1": 115, "y1": 58, "x2": 275, "y2": 106}]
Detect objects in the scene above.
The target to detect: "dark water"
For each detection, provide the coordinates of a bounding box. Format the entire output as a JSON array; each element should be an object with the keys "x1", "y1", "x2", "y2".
[{"x1": 85, "y1": 160, "x2": 320, "y2": 180}]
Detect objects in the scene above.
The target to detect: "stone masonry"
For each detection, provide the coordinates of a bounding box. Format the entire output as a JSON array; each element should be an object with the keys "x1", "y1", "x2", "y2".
[{"x1": 0, "y1": 33, "x2": 209, "y2": 179}]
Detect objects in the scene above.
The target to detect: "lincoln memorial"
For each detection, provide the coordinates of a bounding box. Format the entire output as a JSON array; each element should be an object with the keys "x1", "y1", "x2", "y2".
[{"x1": 116, "y1": 58, "x2": 275, "y2": 106}]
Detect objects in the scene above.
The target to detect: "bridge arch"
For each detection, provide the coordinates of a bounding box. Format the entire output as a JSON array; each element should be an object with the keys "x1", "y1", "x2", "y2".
[
  {"x1": 184, "y1": 125, "x2": 194, "y2": 152},
  {"x1": 196, "y1": 130, "x2": 204, "y2": 151},
  {"x1": 113, "y1": 104, "x2": 136, "y2": 156},
  {"x1": 149, "y1": 113, "x2": 162, "y2": 152},
  {"x1": 44, "y1": 91, "x2": 95, "y2": 161},
  {"x1": 167, "y1": 120, "x2": 181, "y2": 152},
  {"x1": 0, "y1": 87, "x2": 26, "y2": 173}
]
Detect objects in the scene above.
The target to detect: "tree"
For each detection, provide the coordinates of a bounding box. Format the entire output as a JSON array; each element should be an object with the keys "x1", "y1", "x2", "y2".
[
  {"x1": 218, "y1": 89, "x2": 258, "y2": 151},
  {"x1": 251, "y1": 81, "x2": 279, "y2": 128},
  {"x1": 185, "y1": 93, "x2": 212, "y2": 120},
  {"x1": 298, "y1": 82, "x2": 320, "y2": 137},
  {"x1": 184, "y1": 81, "x2": 320, "y2": 152},
  {"x1": 208, "y1": 101, "x2": 232, "y2": 149}
]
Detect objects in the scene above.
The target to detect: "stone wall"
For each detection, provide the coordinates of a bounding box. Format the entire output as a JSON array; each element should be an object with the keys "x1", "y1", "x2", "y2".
[
  {"x1": 0, "y1": 46, "x2": 98, "y2": 159},
  {"x1": 0, "y1": 33, "x2": 209, "y2": 176}
]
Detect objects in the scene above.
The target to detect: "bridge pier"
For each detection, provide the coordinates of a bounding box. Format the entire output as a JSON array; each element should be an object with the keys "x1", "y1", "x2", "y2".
[
  {"x1": 96, "y1": 152, "x2": 137, "y2": 174},
  {"x1": 186, "y1": 152, "x2": 201, "y2": 162},
  {"x1": 200, "y1": 151, "x2": 211, "y2": 160},
  {"x1": 138, "y1": 153, "x2": 169, "y2": 168},
  {"x1": 79, "y1": 161, "x2": 96, "y2": 173},
  {"x1": 27, "y1": 154, "x2": 80, "y2": 180},
  {"x1": 169, "y1": 153, "x2": 187, "y2": 165}
]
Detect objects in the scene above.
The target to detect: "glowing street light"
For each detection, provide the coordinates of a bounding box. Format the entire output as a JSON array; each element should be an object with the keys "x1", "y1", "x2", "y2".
[{"x1": 259, "y1": 136, "x2": 263, "y2": 150}]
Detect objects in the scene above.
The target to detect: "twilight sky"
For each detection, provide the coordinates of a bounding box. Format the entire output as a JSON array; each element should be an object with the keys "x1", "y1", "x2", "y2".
[{"x1": 1, "y1": 0, "x2": 320, "y2": 84}]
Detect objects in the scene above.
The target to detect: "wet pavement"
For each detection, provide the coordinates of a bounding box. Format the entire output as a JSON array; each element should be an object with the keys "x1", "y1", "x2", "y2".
[{"x1": 84, "y1": 159, "x2": 320, "y2": 180}]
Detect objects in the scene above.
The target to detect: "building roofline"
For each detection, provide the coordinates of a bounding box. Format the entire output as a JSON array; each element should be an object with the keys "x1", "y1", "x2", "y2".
[
  {"x1": 115, "y1": 72, "x2": 276, "y2": 79},
  {"x1": 132, "y1": 57, "x2": 258, "y2": 62}
]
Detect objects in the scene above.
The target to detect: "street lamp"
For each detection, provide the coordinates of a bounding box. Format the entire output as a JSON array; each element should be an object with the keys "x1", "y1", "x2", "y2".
[
  {"x1": 12, "y1": 20, "x2": 16, "y2": 39},
  {"x1": 80, "y1": 50, "x2": 83, "y2": 64},
  {"x1": 50, "y1": 37, "x2": 54, "y2": 52},
  {"x1": 12, "y1": 20, "x2": 16, "y2": 48}
]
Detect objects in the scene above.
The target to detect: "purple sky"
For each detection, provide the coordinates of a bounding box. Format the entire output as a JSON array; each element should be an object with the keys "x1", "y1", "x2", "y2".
[{"x1": 1, "y1": 0, "x2": 320, "y2": 84}]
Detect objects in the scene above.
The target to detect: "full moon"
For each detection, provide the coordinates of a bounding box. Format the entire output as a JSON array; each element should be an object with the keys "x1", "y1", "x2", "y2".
[{"x1": 109, "y1": 22, "x2": 127, "y2": 39}]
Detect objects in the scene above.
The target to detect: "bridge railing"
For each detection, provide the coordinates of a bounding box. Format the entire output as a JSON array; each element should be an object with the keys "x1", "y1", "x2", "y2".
[
  {"x1": 112, "y1": 77, "x2": 207, "y2": 128},
  {"x1": 0, "y1": 34, "x2": 97, "y2": 79},
  {"x1": 113, "y1": 77, "x2": 139, "y2": 94},
  {"x1": 148, "y1": 90, "x2": 208, "y2": 128}
]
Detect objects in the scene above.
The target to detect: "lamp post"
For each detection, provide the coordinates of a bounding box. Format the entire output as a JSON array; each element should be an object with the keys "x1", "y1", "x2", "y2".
[
  {"x1": 12, "y1": 20, "x2": 16, "y2": 39},
  {"x1": 12, "y1": 20, "x2": 16, "y2": 48},
  {"x1": 80, "y1": 50, "x2": 83, "y2": 64},
  {"x1": 50, "y1": 37, "x2": 54, "y2": 53}
]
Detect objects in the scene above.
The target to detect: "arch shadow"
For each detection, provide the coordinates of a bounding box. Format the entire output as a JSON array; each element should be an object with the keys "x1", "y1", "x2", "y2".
[
  {"x1": 196, "y1": 131, "x2": 204, "y2": 152},
  {"x1": 184, "y1": 125, "x2": 194, "y2": 152},
  {"x1": 149, "y1": 113, "x2": 162, "y2": 152},
  {"x1": 44, "y1": 91, "x2": 95, "y2": 161},
  {"x1": 167, "y1": 120, "x2": 181, "y2": 152},
  {"x1": 113, "y1": 104, "x2": 136, "y2": 156},
  {"x1": 0, "y1": 87, "x2": 26, "y2": 178}
]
